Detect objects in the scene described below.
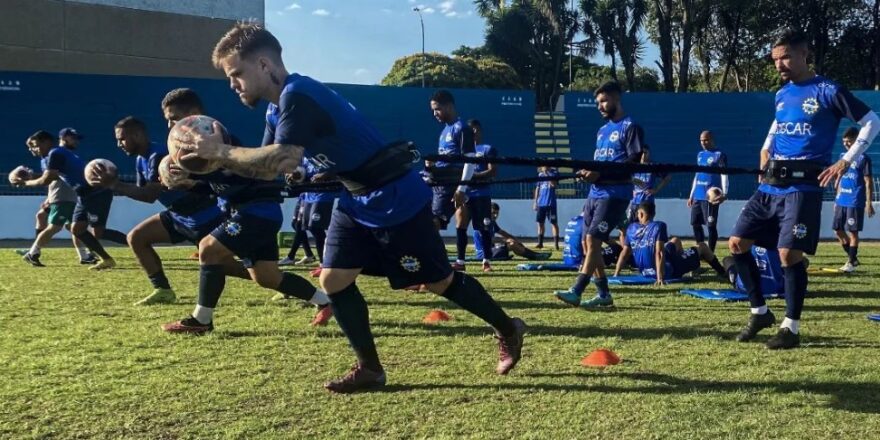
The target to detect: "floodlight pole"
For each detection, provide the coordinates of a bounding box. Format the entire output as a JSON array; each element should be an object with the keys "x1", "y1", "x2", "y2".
[{"x1": 413, "y1": 7, "x2": 426, "y2": 88}]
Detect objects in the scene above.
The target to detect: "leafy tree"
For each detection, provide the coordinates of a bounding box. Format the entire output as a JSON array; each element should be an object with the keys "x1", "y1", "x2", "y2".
[{"x1": 381, "y1": 53, "x2": 521, "y2": 89}]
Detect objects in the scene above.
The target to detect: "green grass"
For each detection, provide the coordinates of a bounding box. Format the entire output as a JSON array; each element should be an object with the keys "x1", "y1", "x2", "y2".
[{"x1": 1, "y1": 242, "x2": 880, "y2": 439}]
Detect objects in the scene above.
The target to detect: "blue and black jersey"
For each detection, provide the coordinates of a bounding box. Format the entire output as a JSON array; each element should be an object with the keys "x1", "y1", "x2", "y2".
[
  {"x1": 435, "y1": 118, "x2": 476, "y2": 168},
  {"x1": 468, "y1": 143, "x2": 496, "y2": 198},
  {"x1": 632, "y1": 171, "x2": 666, "y2": 205},
  {"x1": 591, "y1": 116, "x2": 644, "y2": 200},
  {"x1": 625, "y1": 220, "x2": 673, "y2": 278},
  {"x1": 692, "y1": 150, "x2": 727, "y2": 201},
  {"x1": 536, "y1": 169, "x2": 558, "y2": 207},
  {"x1": 835, "y1": 152, "x2": 872, "y2": 208}
]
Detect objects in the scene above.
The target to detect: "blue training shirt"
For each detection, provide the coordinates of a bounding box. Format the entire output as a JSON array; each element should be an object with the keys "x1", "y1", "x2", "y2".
[
  {"x1": 835, "y1": 152, "x2": 872, "y2": 208},
  {"x1": 735, "y1": 246, "x2": 784, "y2": 295},
  {"x1": 760, "y1": 75, "x2": 872, "y2": 195},
  {"x1": 591, "y1": 116, "x2": 644, "y2": 200},
  {"x1": 435, "y1": 118, "x2": 475, "y2": 168},
  {"x1": 301, "y1": 158, "x2": 338, "y2": 204},
  {"x1": 473, "y1": 220, "x2": 502, "y2": 260},
  {"x1": 536, "y1": 168, "x2": 558, "y2": 207},
  {"x1": 468, "y1": 143, "x2": 496, "y2": 198},
  {"x1": 632, "y1": 171, "x2": 666, "y2": 205},
  {"x1": 625, "y1": 220, "x2": 674, "y2": 278},
  {"x1": 692, "y1": 150, "x2": 726, "y2": 201},
  {"x1": 265, "y1": 73, "x2": 430, "y2": 228}
]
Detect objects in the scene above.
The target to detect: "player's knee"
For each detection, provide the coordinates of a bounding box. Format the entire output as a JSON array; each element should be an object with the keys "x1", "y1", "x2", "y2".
[
  {"x1": 779, "y1": 249, "x2": 803, "y2": 266},
  {"x1": 252, "y1": 269, "x2": 280, "y2": 289},
  {"x1": 126, "y1": 229, "x2": 141, "y2": 248},
  {"x1": 426, "y1": 272, "x2": 455, "y2": 295},
  {"x1": 319, "y1": 268, "x2": 359, "y2": 294}
]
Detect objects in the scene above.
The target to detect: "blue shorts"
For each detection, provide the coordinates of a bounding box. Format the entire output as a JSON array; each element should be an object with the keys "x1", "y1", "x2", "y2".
[
  {"x1": 324, "y1": 203, "x2": 452, "y2": 289},
  {"x1": 832, "y1": 205, "x2": 864, "y2": 232},
  {"x1": 159, "y1": 210, "x2": 224, "y2": 244},
  {"x1": 304, "y1": 201, "x2": 333, "y2": 231},
  {"x1": 535, "y1": 205, "x2": 557, "y2": 224},
  {"x1": 731, "y1": 190, "x2": 823, "y2": 254},
  {"x1": 73, "y1": 189, "x2": 113, "y2": 227},
  {"x1": 466, "y1": 196, "x2": 493, "y2": 231},
  {"x1": 690, "y1": 200, "x2": 719, "y2": 227},
  {"x1": 582, "y1": 197, "x2": 629, "y2": 241},
  {"x1": 664, "y1": 243, "x2": 701, "y2": 278},
  {"x1": 431, "y1": 186, "x2": 456, "y2": 229},
  {"x1": 210, "y1": 210, "x2": 281, "y2": 268}
]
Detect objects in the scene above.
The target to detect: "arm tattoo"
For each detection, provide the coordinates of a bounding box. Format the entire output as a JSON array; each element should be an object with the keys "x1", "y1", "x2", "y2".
[{"x1": 219, "y1": 144, "x2": 305, "y2": 180}]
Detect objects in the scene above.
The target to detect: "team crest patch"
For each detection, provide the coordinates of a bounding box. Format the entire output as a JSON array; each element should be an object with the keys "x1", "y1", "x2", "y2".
[
  {"x1": 225, "y1": 221, "x2": 242, "y2": 237},
  {"x1": 792, "y1": 223, "x2": 808, "y2": 239},
  {"x1": 609, "y1": 131, "x2": 620, "y2": 142},
  {"x1": 88, "y1": 213, "x2": 98, "y2": 223},
  {"x1": 707, "y1": 216, "x2": 714, "y2": 224},
  {"x1": 311, "y1": 212, "x2": 322, "y2": 222},
  {"x1": 445, "y1": 133, "x2": 453, "y2": 142},
  {"x1": 483, "y1": 217, "x2": 492, "y2": 226},
  {"x1": 801, "y1": 97, "x2": 819, "y2": 115},
  {"x1": 706, "y1": 156, "x2": 715, "y2": 165},
  {"x1": 400, "y1": 255, "x2": 421, "y2": 273},
  {"x1": 848, "y1": 217, "x2": 856, "y2": 226},
  {"x1": 755, "y1": 246, "x2": 767, "y2": 256},
  {"x1": 597, "y1": 221, "x2": 609, "y2": 233}
]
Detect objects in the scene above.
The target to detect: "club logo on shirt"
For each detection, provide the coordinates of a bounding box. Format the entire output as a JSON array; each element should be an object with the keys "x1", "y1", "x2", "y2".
[
  {"x1": 225, "y1": 221, "x2": 242, "y2": 237},
  {"x1": 847, "y1": 217, "x2": 856, "y2": 226},
  {"x1": 598, "y1": 221, "x2": 609, "y2": 233},
  {"x1": 400, "y1": 255, "x2": 421, "y2": 273},
  {"x1": 445, "y1": 132, "x2": 453, "y2": 142},
  {"x1": 707, "y1": 216, "x2": 715, "y2": 224},
  {"x1": 776, "y1": 102, "x2": 785, "y2": 111},
  {"x1": 792, "y1": 223, "x2": 808, "y2": 239},
  {"x1": 311, "y1": 212, "x2": 322, "y2": 222},
  {"x1": 801, "y1": 98, "x2": 819, "y2": 115},
  {"x1": 88, "y1": 213, "x2": 98, "y2": 224},
  {"x1": 609, "y1": 131, "x2": 620, "y2": 142},
  {"x1": 706, "y1": 156, "x2": 715, "y2": 165},
  {"x1": 483, "y1": 217, "x2": 492, "y2": 226},
  {"x1": 755, "y1": 246, "x2": 767, "y2": 257}
]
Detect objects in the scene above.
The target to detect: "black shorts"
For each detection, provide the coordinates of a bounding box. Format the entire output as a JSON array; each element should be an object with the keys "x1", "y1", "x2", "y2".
[
  {"x1": 431, "y1": 186, "x2": 456, "y2": 229},
  {"x1": 664, "y1": 243, "x2": 701, "y2": 278},
  {"x1": 731, "y1": 190, "x2": 823, "y2": 254},
  {"x1": 159, "y1": 210, "x2": 224, "y2": 244},
  {"x1": 690, "y1": 200, "x2": 719, "y2": 227},
  {"x1": 324, "y1": 203, "x2": 452, "y2": 289},
  {"x1": 466, "y1": 196, "x2": 493, "y2": 231},
  {"x1": 210, "y1": 210, "x2": 281, "y2": 268},
  {"x1": 536, "y1": 205, "x2": 558, "y2": 224},
  {"x1": 832, "y1": 205, "x2": 864, "y2": 232},
  {"x1": 73, "y1": 189, "x2": 113, "y2": 227},
  {"x1": 304, "y1": 201, "x2": 333, "y2": 231},
  {"x1": 582, "y1": 197, "x2": 629, "y2": 242}
]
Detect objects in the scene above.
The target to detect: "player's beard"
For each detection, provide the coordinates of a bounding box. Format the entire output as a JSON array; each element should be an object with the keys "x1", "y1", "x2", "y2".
[{"x1": 601, "y1": 104, "x2": 617, "y2": 120}]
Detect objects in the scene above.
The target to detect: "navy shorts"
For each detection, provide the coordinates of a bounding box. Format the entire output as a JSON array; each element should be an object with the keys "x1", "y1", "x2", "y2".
[
  {"x1": 731, "y1": 190, "x2": 823, "y2": 254},
  {"x1": 431, "y1": 186, "x2": 456, "y2": 229},
  {"x1": 690, "y1": 200, "x2": 719, "y2": 227},
  {"x1": 832, "y1": 205, "x2": 864, "y2": 232},
  {"x1": 664, "y1": 243, "x2": 701, "y2": 278},
  {"x1": 324, "y1": 203, "x2": 452, "y2": 289},
  {"x1": 159, "y1": 210, "x2": 224, "y2": 244},
  {"x1": 211, "y1": 210, "x2": 281, "y2": 268},
  {"x1": 304, "y1": 201, "x2": 333, "y2": 231},
  {"x1": 73, "y1": 189, "x2": 113, "y2": 227},
  {"x1": 582, "y1": 197, "x2": 629, "y2": 242},
  {"x1": 466, "y1": 196, "x2": 493, "y2": 232},
  {"x1": 536, "y1": 205, "x2": 558, "y2": 224}
]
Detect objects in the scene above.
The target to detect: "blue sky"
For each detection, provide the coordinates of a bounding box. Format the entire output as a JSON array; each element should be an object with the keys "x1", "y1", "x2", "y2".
[{"x1": 264, "y1": 0, "x2": 659, "y2": 85}]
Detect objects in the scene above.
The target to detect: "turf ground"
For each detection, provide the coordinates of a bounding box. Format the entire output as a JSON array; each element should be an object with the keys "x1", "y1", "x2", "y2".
[{"x1": 1, "y1": 242, "x2": 879, "y2": 439}]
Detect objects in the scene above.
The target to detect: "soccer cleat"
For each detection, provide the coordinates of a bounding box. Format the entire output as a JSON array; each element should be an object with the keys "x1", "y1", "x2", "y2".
[
  {"x1": 579, "y1": 295, "x2": 614, "y2": 309},
  {"x1": 853, "y1": 258, "x2": 861, "y2": 267},
  {"x1": 554, "y1": 289, "x2": 582, "y2": 307},
  {"x1": 324, "y1": 364, "x2": 386, "y2": 393},
  {"x1": 278, "y1": 256, "x2": 296, "y2": 266},
  {"x1": 161, "y1": 315, "x2": 214, "y2": 334},
  {"x1": 14, "y1": 249, "x2": 28, "y2": 256},
  {"x1": 766, "y1": 327, "x2": 800, "y2": 350},
  {"x1": 88, "y1": 257, "x2": 116, "y2": 271},
  {"x1": 496, "y1": 317, "x2": 526, "y2": 375},
  {"x1": 22, "y1": 253, "x2": 45, "y2": 267},
  {"x1": 310, "y1": 305, "x2": 333, "y2": 326},
  {"x1": 482, "y1": 261, "x2": 493, "y2": 272},
  {"x1": 310, "y1": 267, "x2": 323, "y2": 278},
  {"x1": 134, "y1": 288, "x2": 176, "y2": 306},
  {"x1": 295, "y1": 256, "x2": 316, "y2": 265},
  {"x1": 79, "y1": 253, "x2": 99, "y2": 265},
  {"x1": 451, "y1": 262, "x2": 466, "y2": 271},
  {"x1": 839, "y1": 262, "x2": 855, "y2": 273},
  {"x1": 736, "y1": 310, "x2": 776, "y2": 342}
]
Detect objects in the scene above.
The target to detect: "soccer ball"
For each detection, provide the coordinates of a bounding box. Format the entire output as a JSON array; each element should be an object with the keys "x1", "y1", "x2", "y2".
[
  {"x1": 8, "y1": 165, "x2": 33, "y2": 185},
  {"x1": 158, "y1": 155, "x2": 190, "y2": 189},
  {"x1": 167, "y1": 115, "x2": 228, "y2": 174},
  {"x1": 84, "y1": 159, "x2": 118, "y2": 186},
  {"x1": 707, "y1": 186, "x2": 723, "y2": 204}
]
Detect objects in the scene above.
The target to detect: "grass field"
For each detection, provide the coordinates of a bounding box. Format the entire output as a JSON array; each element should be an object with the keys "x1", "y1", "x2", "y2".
[{"x1": 1, "y1": 242, "x2": 879, "y2": 439}]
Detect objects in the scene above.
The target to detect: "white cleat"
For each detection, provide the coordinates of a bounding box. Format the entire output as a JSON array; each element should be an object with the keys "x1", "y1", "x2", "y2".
[{"x1": 839, "y1": 262, "x2": 855, "y2": 273}]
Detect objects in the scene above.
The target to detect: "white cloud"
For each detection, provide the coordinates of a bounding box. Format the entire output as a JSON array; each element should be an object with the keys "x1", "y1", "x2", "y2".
[
  {"x1": 409, "y1": 0, "x2": 416, "y2": 3},
  {"x1": 438, "y1": 0, "x2": 455, "y2": 14},
  {"x1": 312, "y1": 9, "x2": 330, "y2": 16},
  {"x1": 422, "y1": 7, "x2": 435, "y2": 13},
  {"x1": 285, "y1": 3, "x2": 301, "y2": 10},
  {"x1": 445, "y1": 11, "x2": 457, "y2": 17},
  {"x1": 354, "y1": 68, "x2": 369, "y2": 77}
]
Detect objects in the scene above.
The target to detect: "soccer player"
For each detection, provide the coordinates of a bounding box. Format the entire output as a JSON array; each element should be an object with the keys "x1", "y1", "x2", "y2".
[
  {"x1": 613, "y1": 202, "x2": 726, "y2": 284},
  {"x1": 294, "y1": 158, "x2": 339, "y2": 278},
  {"x1": 457, "y1": 119, "x2": 498, "y2": 272},
  {"x1": 427, "y1": 90, "x2": 478, "y2": 271},
  {"x1": 729, "y1": 30, "x2": 879, "y2": 349},
  {"x1": 89, "y1": 116, "x2": 247, "y2": 305},
  {"x1": 177, "y1": 22, "x2": 525, "y2": 392},
  {"x1": 554, "y1": 81, "x2": 645, "y2": 309},
  {"x1": 628, "y1": 146, "x2": 670, "y2": 227},
  {"x1": 533, "y1": 166, "x2": 559, "y2": 250},
  {"x1": 280, "y1": 182, "x2": 316, "y2": 266},
  {"x1": 474, "y1": 202, "x2": 551, "y2": 261},
  {"x1": 722, "y1": 246, "x2": 787, "y2": 297},
  {"x1": 157, "y1": 87, "x2": 333, "y2": 333},
  {"x1": 14, "y1": 130, "x2": 116, "y2": 269},
  {"x1": 832, "y1": 127, "x2": 874, "y2": 273},
  {"x1": 688, "y1": 130, "x2": 728, "y2": 252}
]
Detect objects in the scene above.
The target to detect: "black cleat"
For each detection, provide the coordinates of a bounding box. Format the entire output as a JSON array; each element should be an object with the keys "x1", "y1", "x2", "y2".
[
  {"x1": 22, "y1": 253, "x2": 45, "y2": 267},
  {"x1": 766, "y1": 328, "x2": 800, "y2": 350},
  {"x1": 80, "y1": 254, "x2": 99, "y2": 265},
  {"x1": 324, "y1": 364, "x2": 386, "y2": 393},
  {"x1": 736, "y1": 310, "x2": 776, "y2": 342}
]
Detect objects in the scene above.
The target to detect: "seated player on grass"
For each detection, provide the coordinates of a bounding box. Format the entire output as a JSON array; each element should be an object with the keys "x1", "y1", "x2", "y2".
[
  {"x1": 613, "y1": 202, "x2": 726, "y2": 286},
  {"x1": 722, "y1": 246, "x2": 788, "y2": 296},
  {"x1": 474, "y1": 203, "x2": 551, "y2": 261}
]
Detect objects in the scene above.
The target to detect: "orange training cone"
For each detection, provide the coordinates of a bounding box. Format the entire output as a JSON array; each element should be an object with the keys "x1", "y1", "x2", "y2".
[
  {"x1": 581, "y1": 348, "x2": 621, "y2": 368},
  {"x1": 423, "y1": 309, "x2": 452, "y2": 324}
]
